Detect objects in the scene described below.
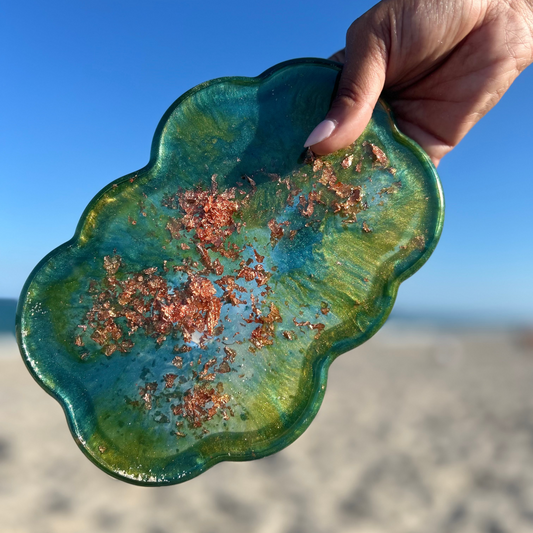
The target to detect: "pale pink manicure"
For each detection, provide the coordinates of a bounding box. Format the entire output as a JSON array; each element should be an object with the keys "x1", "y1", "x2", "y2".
[{"x1": 304, "y1": 119, "x2": 337, "y2": 147}]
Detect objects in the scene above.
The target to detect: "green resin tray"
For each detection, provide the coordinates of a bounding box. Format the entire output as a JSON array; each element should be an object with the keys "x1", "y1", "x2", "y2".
[{"x1": 17, "y1": 58, "x2": 444, "y2": 485}]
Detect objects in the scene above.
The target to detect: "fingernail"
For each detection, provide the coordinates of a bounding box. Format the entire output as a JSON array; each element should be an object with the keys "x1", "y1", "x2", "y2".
[{"x1": 304, "y1": 119, "x2": 337, "y2": 147}]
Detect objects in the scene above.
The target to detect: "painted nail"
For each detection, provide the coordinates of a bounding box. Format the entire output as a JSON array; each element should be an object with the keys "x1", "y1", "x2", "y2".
[{"x1": 304, "y1": 119, "x2": 337, "y2": 147}]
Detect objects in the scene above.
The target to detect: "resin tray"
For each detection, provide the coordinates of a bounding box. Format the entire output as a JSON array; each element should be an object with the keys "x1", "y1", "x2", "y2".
[{"x1": 17, "y1": 58, "x2": 444, "y2": 485}]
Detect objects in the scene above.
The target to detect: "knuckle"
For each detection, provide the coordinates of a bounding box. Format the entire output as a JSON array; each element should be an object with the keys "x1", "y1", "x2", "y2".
[
  {"x1": 334, "y1": 79, "x2": 370, "y2": 109},
  {"x1": 335, "y1": 85, "x2": 360, "y2": 108},
  {"x1": 346, "y1": 17, "x2": 363, "y2": 44}
]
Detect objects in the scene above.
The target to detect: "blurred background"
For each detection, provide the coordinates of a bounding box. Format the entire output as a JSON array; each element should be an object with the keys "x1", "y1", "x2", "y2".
[{"x1": 1, "y1": 0, "x2": 532, "y2": 531}]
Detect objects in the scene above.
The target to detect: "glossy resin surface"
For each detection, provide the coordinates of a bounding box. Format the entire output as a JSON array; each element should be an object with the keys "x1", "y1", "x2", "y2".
[{"x1": 17, "y1": 59, "x2": 444, "y2": 485}]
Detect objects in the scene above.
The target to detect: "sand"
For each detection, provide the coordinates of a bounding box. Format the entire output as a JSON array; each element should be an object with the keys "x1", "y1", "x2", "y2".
[{"x1": 2, "y1": 323, "x2": 533, "y2": 533}]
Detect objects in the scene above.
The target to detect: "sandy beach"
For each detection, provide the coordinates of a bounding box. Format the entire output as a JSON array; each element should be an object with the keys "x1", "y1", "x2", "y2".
[{"x1": 2, "y1": 322, "x2": 533, "y2": 533}]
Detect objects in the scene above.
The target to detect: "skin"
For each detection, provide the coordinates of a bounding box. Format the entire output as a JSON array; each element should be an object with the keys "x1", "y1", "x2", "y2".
[{"x1": 310, "y1": 0, "x2": 533, "y2": 166}]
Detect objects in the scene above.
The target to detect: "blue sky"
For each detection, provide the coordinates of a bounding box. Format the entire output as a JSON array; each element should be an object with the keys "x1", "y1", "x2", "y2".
[{"x1": 1, "y1": 0, "x2": 532, "y2": 323}]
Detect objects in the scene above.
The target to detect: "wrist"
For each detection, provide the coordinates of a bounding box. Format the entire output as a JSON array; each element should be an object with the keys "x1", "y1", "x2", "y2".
[
  {"x1": 512, "y1": 0, "x2": 533, "y2": 41},
  {"x1": 492, "y1": 0, "x2": 533, "y2": 67}
]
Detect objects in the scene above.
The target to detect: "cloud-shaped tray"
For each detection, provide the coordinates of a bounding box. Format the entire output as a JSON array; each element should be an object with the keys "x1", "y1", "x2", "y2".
[{"x1": 17, "y1": 59, "x2": 444, "y2": 485}]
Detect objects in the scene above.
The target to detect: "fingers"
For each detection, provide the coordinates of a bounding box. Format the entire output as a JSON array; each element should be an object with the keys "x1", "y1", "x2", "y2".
[
  {"x1": 328, "y1": 49, "x2": 346, "y2": 63},
  {"x1": 306, "y1": 16, "x2": 389, "y2": 155}
]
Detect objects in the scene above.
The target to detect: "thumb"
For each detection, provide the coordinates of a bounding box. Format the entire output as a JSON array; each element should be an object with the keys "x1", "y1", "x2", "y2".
[{"x1": 305, "y1": 17, "x2": 389, "y2": 155}]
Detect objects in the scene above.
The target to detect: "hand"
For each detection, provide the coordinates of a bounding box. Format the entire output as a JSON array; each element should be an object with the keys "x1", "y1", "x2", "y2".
[{"x1": 305, "y1": 0, "x2": 533, "y2": 166}]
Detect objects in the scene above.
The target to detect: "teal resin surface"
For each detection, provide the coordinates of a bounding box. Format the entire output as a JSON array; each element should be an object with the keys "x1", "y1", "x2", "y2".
[{"x1": 17, "y1": 59, "x2": 444, "y2": 485}]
